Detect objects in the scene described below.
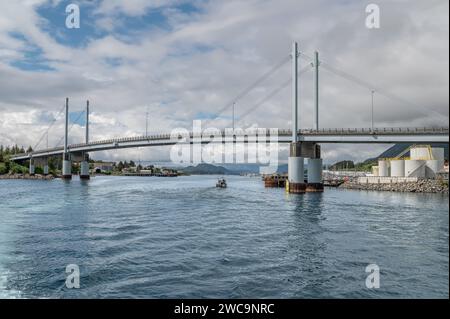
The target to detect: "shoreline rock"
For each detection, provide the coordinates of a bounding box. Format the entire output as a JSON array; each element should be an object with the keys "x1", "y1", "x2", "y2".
[
  {"x1": 340, "y1": 179, "x2": 449, "y2": 194},
  {"x1": 0, "y1": 174, "x2": 55, "y2": 180}
]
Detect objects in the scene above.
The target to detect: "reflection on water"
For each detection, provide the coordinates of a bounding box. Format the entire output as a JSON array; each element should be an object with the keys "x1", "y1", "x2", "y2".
[{"x1": 0, "y1": 176, "x2": 448, "y2": 298}]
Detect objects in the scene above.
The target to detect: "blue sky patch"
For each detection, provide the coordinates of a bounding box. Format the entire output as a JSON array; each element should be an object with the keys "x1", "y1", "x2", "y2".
[
  {"x1": 8, "y1": 1, "x2": 204, "y2": 72},
  {"x1": 69, "y1": 111, "x2": 86, "y2": 126},
  {"x1": 36, "y1": 0, "x2": 106, "y2": 48},
  {"x1": 8, "y1": 32, "x2": 55, "y2": 71},
  {"x1": 194, "y1": 112, "x2": 220, "y2": 120}
]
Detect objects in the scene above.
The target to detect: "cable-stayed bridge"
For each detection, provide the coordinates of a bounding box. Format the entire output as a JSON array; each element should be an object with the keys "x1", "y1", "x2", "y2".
[
  {"x1": 8, "y1": 42, "x2": 449, "y2": 192},
  {"x1": 10, "y1": 127, "x2": 449, "y2": 162}
]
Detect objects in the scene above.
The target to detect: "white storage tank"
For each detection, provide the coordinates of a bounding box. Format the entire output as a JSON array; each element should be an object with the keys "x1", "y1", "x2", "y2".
[
  {"x1": 410, "y1": 146, "x2": 431, "y2": 160},
  {"x1": 431, "y1": 148, "x2": 445, "y2": 161},
  {"x1": 390, "y1": 160, "x2": 405, "y2": 177},
  {"x1": 425, "y1": 160, "x2": 444, "y2": 178},
  {"x1": 405, "y1": 160, "x2": 426, "y2": 178},
  {"x1": 378, "y1": 160, "x2": 389, "y2": 177},
  {"x1": 372, "y1": 166, "x2": 379, "y2": 176}
]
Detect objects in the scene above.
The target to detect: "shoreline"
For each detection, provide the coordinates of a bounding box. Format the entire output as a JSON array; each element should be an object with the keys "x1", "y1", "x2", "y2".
[
  {"x1": 0, "y1": 174, "x2": 55, "y2": 180},
  {"x1": 1, "y1": 174, "x2": 449, "y2": 195},
  {"x1": 339, "y1": 179, "x2": 449, "y2": 194}
]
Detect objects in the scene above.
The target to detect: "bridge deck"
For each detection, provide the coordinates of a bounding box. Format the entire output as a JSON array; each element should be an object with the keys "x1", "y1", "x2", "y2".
[{"x1": 10, "y1": 127, "x2": 449, "y2": 161}]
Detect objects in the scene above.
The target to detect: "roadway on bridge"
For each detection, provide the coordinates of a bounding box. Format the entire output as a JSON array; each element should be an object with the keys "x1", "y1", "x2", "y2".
[{"x1": 10, "y1": 127, "x2": 449, "y2": 161}]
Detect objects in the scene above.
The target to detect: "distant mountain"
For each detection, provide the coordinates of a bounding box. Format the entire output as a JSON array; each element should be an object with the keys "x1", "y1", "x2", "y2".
[
  {"x1": 221, "y1": 163, "x2": 290, "y2": 174},
  {"x1": 180, "y1": 163, "x2": 292, "y2": 175},
  {"x1": 329, "y1": 160, "x2": 355, "y2": 170},
  {"x1": 276, "y1": 164, "x2": 289, "y2": 173},
  {"x1": 221, "y1": 163, "x2": 261, "y2": 174},
  {"x1": 180, "y1": 163, "x2": 237, "y2": 175},
  {"x1": 367, "y1": 143, "x2": 449, "y2": 162}
]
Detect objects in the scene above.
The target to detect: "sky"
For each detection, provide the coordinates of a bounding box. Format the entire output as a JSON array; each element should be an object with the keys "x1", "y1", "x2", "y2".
[{"x1": 0, "y1": 0, "x2": 448, "y2": 164}]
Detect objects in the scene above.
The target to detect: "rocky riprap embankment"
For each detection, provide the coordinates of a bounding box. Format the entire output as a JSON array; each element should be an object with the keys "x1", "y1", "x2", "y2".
[
  {"x1": 0, "y1": 174, "x2": 55, "y2": 180},
  {"x1": 340, "y1": 179, "x2": 449, "y2": 194}
]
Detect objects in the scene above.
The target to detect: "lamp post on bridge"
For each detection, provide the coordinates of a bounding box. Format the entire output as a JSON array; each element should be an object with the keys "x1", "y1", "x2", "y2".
[
  {"x1": 43, "y1": 131, "x2": 49, "y2": 175},
  {"x1": 232, "y1": 102, "x2": 235, "y2": 131},
  {"x1": 145, "y1": 106, "x2": 149, "y2": 137},
  {"x1": 371, "y1": 90, "x2": 375, "y2": 132}
]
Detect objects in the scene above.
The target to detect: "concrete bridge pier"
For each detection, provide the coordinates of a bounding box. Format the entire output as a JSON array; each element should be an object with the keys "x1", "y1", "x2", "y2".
[
  {"x1": 29, "y1": 158, "x2": 35, "y2": 176},
  {"x1": 37, "y1": 157, "x2": 50, "y2": 175},
  {"x1": 80, "y1": 153, "x2": 90, "y2": 180},
  {"x1": 288, "y1": 142, "x2": 306, "y2": 193},
  {"x1": 34, "y1": 157, "x2": 49, "y2": 176},
  {"x1": 306, "y1": 144, "x2": 324, "y2": 192},
  {"x1": 62, "y1": 153, "x2": 72, "y2": 179}
]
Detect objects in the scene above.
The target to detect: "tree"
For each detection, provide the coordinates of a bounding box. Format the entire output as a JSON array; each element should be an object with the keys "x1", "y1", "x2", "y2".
[
  {"x1": 329, "y1": 160, "x2": 355, "y2": 171},
  {"x1": 26, "y1": 146, "x2": 33, "y2": 153},
  {"x1": 117, "y1": 161, "x2": 124, "y2": 171},
  {"x1": 0, "y1": 163, "x2": 7, "y2": 175}
]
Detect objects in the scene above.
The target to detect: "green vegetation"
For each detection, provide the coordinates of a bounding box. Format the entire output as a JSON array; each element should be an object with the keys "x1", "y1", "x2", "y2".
[
  {"x1": 329, "y1": 159, "x2": 376, "y2": 172},
  {"x1": 0, "y1": 144, "x2": 31, "y2": 175},
  {"x1": 354, "y1": 160, "x2": 377, "y2": 172},
  {"x1": 0, "y1": 163, "x2": 7, "y2": 175},
  {"x1": 329, "y1": 160, "x2": 355, "y2": 170},
  {"x1": 8, "y1": 162, "x2": 29, "y2": 174},
  {"x1": 116, "y1": 160, "x2": 136, "y2": 171}
]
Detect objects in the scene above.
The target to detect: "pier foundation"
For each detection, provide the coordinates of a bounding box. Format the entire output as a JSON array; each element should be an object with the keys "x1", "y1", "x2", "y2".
[
  {"x1": 29, "y1": 158, "x2": 35, "y2": 176},
  {"x1": 62, "y1": 153, "x2": 72, "y2": 179},
  {"x1": 80, "y1": 154, "x2": 90, "y2": 180},
  {"x1": 306, "y1": 144, "x2": 324, "y2": 192},
  {"x1": 43, "y1": 164, "x2": 49, "y2": 176},
  {"x1": 288, "y1": 142, "x2": 306, "y2": 193}
]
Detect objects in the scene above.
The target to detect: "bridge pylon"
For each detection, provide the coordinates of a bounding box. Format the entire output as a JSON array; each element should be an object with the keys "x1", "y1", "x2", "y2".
[
  {"x1": 288, "y1": 42, "x2": 306, "y2": 193},
  {"x1": 62, "y1": 97, "x2": 72, "y2": 179},
  {"x1": 80, "y1": 100, "x2": 90, "y2": 180},
  {"x1": 287, "y1": 43, "x2": 323, "y2": 193}
]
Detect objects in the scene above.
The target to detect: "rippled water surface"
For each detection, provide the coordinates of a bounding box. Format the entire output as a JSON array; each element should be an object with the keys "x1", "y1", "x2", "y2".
[{"x1": 0, "y1": 175, "x2": 448, "y2": 298}]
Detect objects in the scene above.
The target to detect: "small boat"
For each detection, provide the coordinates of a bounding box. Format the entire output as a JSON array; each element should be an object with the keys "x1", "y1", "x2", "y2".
[{"x1": 216, "y1": 178, "x2": 227, "y2": 188}]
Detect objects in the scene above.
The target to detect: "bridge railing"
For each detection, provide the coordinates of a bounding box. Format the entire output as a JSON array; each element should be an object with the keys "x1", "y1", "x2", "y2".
[{"x1": 10, "y1": 126, "x2": 449, "y2": 159}]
